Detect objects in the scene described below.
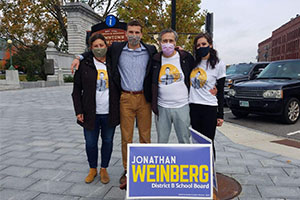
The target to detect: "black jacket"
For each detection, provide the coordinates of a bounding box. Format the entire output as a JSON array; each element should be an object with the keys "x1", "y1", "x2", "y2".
[
  {"x1": 151, "y1": 50, "x2": 195, "y2": 115},
  {"x1": 83, "y1": 41, "x2": 157, "y2": 103},
  {"x1": 72, "y1": 54, "x2": 120, "y2": 130}
]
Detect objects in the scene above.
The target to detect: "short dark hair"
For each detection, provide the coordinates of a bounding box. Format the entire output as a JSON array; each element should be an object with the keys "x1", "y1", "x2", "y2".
[
  {"x1": 88, "y1": 33, "x2": 107, "y2": 47},
  {"x1": 127, "y1": 20, "x2": 143, "y2": 32},
  {"x1": 158, "y1": 28, "x2": 178, "y2": 41}
]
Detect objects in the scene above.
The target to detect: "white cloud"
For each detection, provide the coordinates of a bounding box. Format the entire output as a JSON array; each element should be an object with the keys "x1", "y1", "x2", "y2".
[{"x1": 201, "y1": 0, "x2": 300, "y2": 64}]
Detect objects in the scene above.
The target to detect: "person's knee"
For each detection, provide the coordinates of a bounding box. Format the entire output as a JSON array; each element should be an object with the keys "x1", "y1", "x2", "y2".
[{"x1": 86, "y1": 141, "x2": 98, "y2": 149}]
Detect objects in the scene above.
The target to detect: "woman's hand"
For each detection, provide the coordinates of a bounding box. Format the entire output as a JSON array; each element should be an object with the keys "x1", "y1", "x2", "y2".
[
  {"x1": 209, "y1": 86, "x2": 218, "y2": 96},
  {"x1": 216, "y1": 118, "x2": 224, "y2": 126},
  {"x1": 76, "y1": 114, "x2": 84, "y2": 123}
]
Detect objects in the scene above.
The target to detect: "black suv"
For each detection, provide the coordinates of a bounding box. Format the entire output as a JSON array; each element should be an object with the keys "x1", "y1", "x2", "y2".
[
  {"x1": 224, "y1": 62, "x2": 270, "y2": 101},
  {"x1": 227, "y1": 59, "x2": 300, "y2": 124}
]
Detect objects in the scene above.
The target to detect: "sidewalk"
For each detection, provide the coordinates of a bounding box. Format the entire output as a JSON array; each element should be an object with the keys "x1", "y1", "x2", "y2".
[{"x1": 0, "y1": 86, "x2": 299, "y2": 200}]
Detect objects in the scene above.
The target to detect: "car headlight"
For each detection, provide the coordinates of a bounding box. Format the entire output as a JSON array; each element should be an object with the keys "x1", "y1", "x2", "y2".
[
  {"x1": 228, "y1": 88, "x2": 236, "y2": 96},
  {"x1": 227, "y1": 79, "x2": 233, "y2": 87},
  {"x1": 263, "y1": 90, "x2": 282, "y2": 99}
]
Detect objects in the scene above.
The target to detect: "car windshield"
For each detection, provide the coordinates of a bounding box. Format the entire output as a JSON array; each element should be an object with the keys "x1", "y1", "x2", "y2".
[
  {"x1": 226, "y1": 63, "x2": 253, "y2": 75},
  {"x1": 257, "y1": 61, "x2": 300, "y2": 79}
]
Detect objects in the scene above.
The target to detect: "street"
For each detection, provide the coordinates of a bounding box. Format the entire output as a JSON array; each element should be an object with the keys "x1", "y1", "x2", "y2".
[
  {"x1": 0, "y1": 86, "x2": 300, "y2": 199},
  {"x1": 224, "y1": 107, "x2": 300, "y2": 141}
]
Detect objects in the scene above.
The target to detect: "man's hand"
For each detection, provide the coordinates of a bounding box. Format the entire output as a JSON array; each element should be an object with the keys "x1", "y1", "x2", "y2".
[
  {"x1": 76, "y1": 114, "x2": 84, "y2": 123},
  {"x1": 71, "y1": 58, "x2": 80, "y2": 74},
  {"x1": 175, "y1": 46, "x2": 184, "y2": 50},
  {"x1": 216, "y1": 118, "x2": 224, "y2": 126}
]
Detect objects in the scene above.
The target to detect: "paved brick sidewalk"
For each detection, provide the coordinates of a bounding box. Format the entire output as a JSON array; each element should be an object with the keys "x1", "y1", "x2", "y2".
[{"x1": 0, "y1": 86, "x2": 299, "y2": 200}]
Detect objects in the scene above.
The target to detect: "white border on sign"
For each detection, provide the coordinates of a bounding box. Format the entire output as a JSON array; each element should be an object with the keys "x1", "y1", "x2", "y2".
[
  {"x1": 189, "y1": 126, "x2": 212, "y2": 144},
  {"x1": 126, "y1": 143, "x2": 213, "y2": 199}
]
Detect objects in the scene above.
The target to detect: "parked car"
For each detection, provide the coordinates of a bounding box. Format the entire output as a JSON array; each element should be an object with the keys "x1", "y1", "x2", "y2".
[
  {"x1": 227, "y1": 59, "x2": 300, "y2": 124},
  {"x1": 224, "y1": 62, "x2": 270, "y2": 102}
]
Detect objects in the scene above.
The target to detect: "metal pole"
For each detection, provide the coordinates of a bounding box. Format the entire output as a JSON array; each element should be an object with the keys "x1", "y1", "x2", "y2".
[
  {"x1": 171, "y1": 0, "x2": 176, "y2": 31},
  {"x1": 7, "y1": 39, "x2": 14, "y2": 70}
]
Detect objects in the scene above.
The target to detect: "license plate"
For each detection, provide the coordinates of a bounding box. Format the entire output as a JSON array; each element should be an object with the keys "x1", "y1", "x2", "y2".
[{"x1": 239, "y1": 101, "x2": 249, "y2": 107}]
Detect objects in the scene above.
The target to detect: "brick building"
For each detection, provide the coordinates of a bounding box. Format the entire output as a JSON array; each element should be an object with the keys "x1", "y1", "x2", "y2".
[{"x1": 258, "y1": 14, "x2": 300, "y2": 61}]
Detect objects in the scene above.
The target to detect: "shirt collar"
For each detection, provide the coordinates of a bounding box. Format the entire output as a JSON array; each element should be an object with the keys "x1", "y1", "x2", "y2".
[{"x1": 123, "y1": 43, "x2": 146, "y2": 52}]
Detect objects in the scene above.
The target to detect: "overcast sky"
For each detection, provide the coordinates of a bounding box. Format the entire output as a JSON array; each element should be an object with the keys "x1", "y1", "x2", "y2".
[{"x1": 200, "y1": 0, "x2": 300, "y2": 64}]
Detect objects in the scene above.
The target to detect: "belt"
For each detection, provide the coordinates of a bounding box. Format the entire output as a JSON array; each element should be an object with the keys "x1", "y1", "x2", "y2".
[{"x1": 122, "y1": 90, "x2": 144, "y2": 95}]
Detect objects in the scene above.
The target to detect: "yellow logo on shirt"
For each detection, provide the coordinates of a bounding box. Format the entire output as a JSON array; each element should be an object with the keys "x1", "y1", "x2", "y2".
[
  {"x1": 97, "y1": 69, "x2": 108, "y2": 91},
  {"x1": 190, "y1": 68, "x2": 207, "y2": 89},
  {"x1": 159, "y1": 64, "x2": 182, "y2": 85}
]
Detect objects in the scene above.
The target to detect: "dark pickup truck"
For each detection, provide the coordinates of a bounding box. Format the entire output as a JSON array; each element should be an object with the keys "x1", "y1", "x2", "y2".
[{"x1": 227, "y1": 59, "x2": 300, "y2": 124}]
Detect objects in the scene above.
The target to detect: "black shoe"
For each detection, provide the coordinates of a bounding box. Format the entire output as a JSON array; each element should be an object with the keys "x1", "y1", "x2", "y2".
[{"x1": 119, "y1": 176, "x2": 127, "y2": 190}]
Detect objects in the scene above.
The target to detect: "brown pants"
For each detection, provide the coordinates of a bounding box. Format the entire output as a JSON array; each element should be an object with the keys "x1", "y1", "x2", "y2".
[{"x1": 120, "y1": 92, "x2": 152, "y2": 170}]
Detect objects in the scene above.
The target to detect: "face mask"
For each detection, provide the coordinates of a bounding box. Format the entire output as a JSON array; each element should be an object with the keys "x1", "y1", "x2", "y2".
[
  {"x1": 196, "y1": 46, "x2": 210, "y2": 58},
  {"x1": 92, "y1": 47, "x2": 107, "y2": 58},
  {"x1": 127, "y1": 35, "x2": 141, "y2": 46},
  {"x1": 161, "y1": 43, "x2": 175, "y2": 57}
]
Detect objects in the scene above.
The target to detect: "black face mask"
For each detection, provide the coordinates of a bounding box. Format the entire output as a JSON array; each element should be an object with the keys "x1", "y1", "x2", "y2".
[{"x1": 196, "y1": 46, "x2": 210, "y2": 58}]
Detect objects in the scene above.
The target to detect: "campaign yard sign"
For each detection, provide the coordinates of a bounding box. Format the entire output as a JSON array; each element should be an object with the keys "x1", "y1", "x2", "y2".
[
  {"x1": 127, "y1": 144, "x2": 213, "y2": 199},
  {"x1": 190, "y1": 127, "x2": 218, "y2": 191}
]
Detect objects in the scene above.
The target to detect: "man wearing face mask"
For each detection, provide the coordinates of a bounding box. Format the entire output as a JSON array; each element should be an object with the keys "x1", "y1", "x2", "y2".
[
  {"x1": 152, "y1": 28, "x2": 194, "y2": 144},
  {"x1": 70, "y1": 20, "x2": 157, "y2": 184}
]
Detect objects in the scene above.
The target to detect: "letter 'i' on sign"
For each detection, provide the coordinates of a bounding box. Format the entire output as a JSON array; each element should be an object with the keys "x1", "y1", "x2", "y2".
[{"x1": 105, "y1": 15, "x2": 117, "y2": 27}]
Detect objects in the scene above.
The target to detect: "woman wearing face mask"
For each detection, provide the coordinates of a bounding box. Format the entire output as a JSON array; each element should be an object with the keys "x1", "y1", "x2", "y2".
[
  {"x1": 189, "y1": 33, "x2": 226, "y2": 157},
  {"x1": 72, "y1": 33, "x2": 119, "y2": 184}
]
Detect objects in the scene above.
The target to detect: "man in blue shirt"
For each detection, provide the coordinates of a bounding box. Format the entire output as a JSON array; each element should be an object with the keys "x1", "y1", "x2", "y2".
[{"x1": 71, "y1": 20, "x2": 157, "y2": 185}]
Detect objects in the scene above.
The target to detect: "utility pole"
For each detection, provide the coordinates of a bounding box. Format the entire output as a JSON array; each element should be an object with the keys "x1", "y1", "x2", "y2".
[
  {"x1": 205, "y1": 12, "x2": 213, "y2": 39},
  {"x1": 171, "y1": 0, "x2": 176, "y2": 31}
]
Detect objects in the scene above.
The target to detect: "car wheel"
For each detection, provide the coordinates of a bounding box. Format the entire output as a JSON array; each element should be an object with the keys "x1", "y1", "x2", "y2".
[
  {"x1": 231, "y1": 109, "x2": 249, "y2": 118},
  {"x1": 282, "y1": 97, "x2": 300, "y2": 124}
]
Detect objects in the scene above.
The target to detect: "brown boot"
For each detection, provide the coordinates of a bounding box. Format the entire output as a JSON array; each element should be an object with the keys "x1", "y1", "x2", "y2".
[
  {"x1": 85, "y1": 168, "x2": 97, "y2": 183},
  {"x1": 99, "y1": 168, "x2": 110, "y2": 184},
  {"x1": 119, "y1": 170, "x2": 127, "y2": 184}
]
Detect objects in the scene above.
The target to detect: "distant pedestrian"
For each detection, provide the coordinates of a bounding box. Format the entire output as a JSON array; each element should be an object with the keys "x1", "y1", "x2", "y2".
[
  {"x1": 72, "y1": 33, "x2": 119, "y2": 184},
  {"x1": 189, "y1": 32, "x2": 226, "y2": 157}
]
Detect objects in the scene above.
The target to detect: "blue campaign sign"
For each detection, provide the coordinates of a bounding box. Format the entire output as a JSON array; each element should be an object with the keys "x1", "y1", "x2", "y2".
[
  {"x1": 127, "y1": 144, "x2": 213, "y2": 199},
  {"x1": 190, "y1": 127, "x2": 212, "y2": 144},
  {"x1": 105, "y1": 15, "x2": 117, "y2": 27},
  {"x1": 190, "y1": 127, "x2": 218, "y2": 191}
]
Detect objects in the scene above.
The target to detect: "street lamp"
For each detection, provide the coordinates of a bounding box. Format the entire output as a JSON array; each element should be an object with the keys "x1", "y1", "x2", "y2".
[{"x1": 7, "y1": 39, "x2": 15, "y2": 70}]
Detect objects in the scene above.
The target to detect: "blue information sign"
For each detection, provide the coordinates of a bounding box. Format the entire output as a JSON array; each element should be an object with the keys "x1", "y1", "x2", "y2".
[
  {"x1": 127, "y1": 143, "x2": 213, "y2": 199},
  {"x1": 105, "y1": 15, "x2": 117, "y2": 27}
]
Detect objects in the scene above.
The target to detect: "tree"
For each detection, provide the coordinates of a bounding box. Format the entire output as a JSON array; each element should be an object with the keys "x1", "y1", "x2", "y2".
[
  {"x1": 0, "y1": 0, "x2": 67, "y2": 50},
  {"x1": 0, "y1": 0, "x2": 121, "y2": 51},
  {"x1": 117, "y1": 0, "x2": 205, "y2": 51},
  {"x1": 5, "y1": 45, "x2": 47, "y2": 81}
]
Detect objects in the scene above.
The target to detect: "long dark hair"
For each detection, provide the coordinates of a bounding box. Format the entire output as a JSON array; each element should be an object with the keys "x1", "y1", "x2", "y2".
[{"x1": 193, "y1": 33, "x2": 219, "y2": 69}]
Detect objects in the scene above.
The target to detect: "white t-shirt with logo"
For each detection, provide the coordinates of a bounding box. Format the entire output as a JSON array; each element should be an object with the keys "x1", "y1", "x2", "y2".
[
  {"x1": 93, "y1": 57, "x2": 109, "y2": 114},
  {"x1": 158, "y1": 52, "x2": 189, "y2": 108},
  {"x1": 189, "y1": 60, "x2": 226, "y2": 106}
]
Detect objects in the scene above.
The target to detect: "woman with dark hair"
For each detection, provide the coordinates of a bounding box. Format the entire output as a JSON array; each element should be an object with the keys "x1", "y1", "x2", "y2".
[
  {"x1": 189, "y1": 32, "x2": 226, "y2": 157},
  {"x1": 72, "y1": 33, "x2": 119, "y2": 184}
]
